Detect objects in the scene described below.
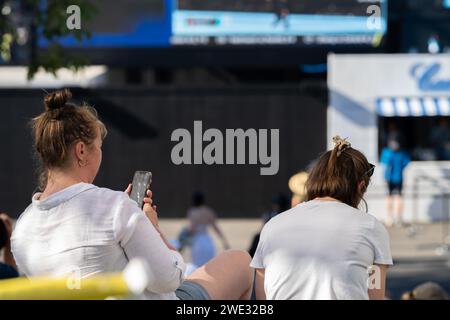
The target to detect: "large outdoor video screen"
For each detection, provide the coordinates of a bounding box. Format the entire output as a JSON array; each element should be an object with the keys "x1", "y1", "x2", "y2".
[
  {"x1": 172, "y1": 0, "x2": 387, "y2": 45},
  {"x1": 39, "y1": 0, "x2": 387, "y2": 48}
]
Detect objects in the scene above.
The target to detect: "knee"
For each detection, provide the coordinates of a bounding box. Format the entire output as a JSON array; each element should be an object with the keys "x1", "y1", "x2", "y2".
[{"x1": 221, "y1": 249, "x2": 252, "y2": 268}]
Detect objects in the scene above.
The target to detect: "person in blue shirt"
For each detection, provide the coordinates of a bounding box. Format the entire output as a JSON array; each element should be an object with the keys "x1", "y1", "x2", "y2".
[{"x1": 380, "y1": 140, "x2": 411, "y2": 227}]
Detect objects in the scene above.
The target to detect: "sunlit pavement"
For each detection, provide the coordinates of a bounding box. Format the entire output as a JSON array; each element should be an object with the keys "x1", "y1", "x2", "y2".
[{"x1": 386, "y1": 223, "x2": 450, "y2": 299}]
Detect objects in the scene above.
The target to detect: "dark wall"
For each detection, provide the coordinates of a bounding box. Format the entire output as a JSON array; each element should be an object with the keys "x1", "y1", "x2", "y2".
[{"x1": 0, "y1": 86, "x2": 326, "y2": 218}]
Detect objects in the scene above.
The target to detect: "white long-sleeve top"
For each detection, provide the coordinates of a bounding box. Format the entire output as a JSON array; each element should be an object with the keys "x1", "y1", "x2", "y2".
[{"x1": 11, "y1": 183, "x2": 185, "y2": 299}]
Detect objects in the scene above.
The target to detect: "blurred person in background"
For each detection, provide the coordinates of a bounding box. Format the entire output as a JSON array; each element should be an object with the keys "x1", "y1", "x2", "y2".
[
  {"x1": 251, "y1": 136, "x2": 393, "y2": 300},
  {"x1": 185, "y1": 192, "x2": 230, "y2": 269},
  {"x1": 380, "y1": 139, "x2": 410, "y2": 227},
  {"x1": 248, "y1": 193, "x2": 289, "y2": 257},
  {"x1": 11, "y1": 89, "x2": 254, "y2": 300},
  {"x1": 384, "y1": 122, "x2": 405, "y2": 148},
  {"x1": 430, "y1": 118, "x2": 450, "y2": 161},
  {"x1": 272, "y1": 0, "x2": 290, "y2": 29},
  {"x1": 0, "y1": 213, "x2": 18, "y2": 279},
  {"x1": 401, "y1": 282, "x2": 449, "y2": 300}
]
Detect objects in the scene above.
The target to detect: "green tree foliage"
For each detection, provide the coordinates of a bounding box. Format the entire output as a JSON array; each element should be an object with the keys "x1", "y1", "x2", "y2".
[{"x1": 0, "y1": 0, "x2": 97, "y2": 79}]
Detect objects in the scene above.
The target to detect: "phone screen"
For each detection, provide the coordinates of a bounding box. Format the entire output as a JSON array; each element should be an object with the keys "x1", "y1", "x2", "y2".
[{"x1": 129, "y1": 171, "x2": 152, "y2": 208}]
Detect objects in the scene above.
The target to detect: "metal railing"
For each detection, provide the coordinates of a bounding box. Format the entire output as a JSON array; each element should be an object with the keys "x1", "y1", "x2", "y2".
[
  {"x1": 411, "y1": 173, "x2": 450, "y2": 256},
  {"x1": 364, "y1": 172, "x2": 450, "y2": 256}
]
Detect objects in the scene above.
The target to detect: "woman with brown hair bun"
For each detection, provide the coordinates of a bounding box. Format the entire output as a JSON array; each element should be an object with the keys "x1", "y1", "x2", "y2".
[
  {"x1": 251, "y1": 136, "x2": 393, "y2": 300},
  {"x1": 11, "y1": 89, "x2": 254, "y2": 300}
]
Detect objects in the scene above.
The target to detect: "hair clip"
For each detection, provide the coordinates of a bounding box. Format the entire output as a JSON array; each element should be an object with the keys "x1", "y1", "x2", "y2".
[{"x1": 332, "y1": 135, "x2": 351, "y2": 157}]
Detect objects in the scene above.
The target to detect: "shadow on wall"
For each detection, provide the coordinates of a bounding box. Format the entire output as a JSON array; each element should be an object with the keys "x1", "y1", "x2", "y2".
[
  {"x1": 70, "y1": 88, "x2": 158, "y2": 139},
  {"x1": 329, "y1": 90, "x2": 373, "y2": 127}
]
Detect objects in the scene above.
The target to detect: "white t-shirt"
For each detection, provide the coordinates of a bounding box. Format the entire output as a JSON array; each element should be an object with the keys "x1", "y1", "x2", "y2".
[
  {"x1": 11, "y1": 183, "x2": 185, "y2": 300},
  {"x1": 250, "y1": 200, "x2": 393, "y2": 300}
]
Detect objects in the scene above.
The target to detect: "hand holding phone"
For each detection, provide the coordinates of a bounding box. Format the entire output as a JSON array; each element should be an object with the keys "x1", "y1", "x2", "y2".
[{"x1": 129, "y1": 171, "x2": 152, "y2": 209}]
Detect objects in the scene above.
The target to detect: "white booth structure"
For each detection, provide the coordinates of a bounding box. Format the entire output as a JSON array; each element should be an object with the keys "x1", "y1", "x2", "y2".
[{"x1": 328, "y1": 54, "x2": 450, "y2": 223}]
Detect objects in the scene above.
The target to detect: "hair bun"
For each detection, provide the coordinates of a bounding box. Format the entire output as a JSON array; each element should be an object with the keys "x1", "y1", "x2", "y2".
[{"x1": 44, "y1": 89, "x2": 72, "y2": 111}]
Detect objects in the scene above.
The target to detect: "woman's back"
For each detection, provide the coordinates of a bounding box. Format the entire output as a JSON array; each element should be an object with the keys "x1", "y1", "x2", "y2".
[
  {"x1": 12, "y1": 183, "x2": 185, "y2": 299},
  {"x1": 12, "y1": 183, "x2": 126, "y2": 277},
  {"x1": 251, "y1": 200, "x2": 392, "y2": 300}
]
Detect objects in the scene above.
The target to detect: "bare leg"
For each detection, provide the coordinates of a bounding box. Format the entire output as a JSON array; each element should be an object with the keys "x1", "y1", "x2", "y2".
[
  {"x1": 186, "y1": 250, "x2": 253, "y2": 300},
  {"x1": 395, "y1": 195, "x2": 404, "y2": 226},
  {"x1": 386, "y1": 195, "x2": 394, "y2": 227}
]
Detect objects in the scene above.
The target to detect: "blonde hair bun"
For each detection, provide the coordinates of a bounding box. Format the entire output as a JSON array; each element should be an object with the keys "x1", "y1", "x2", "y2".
[{"x1": 44, "y1": 89, "x2": 72, "y2": 111}]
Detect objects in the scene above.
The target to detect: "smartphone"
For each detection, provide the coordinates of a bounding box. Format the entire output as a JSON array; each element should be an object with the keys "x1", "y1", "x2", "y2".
[{"x1": 129, "y1": 171, "x2": 152, "y2": 209}]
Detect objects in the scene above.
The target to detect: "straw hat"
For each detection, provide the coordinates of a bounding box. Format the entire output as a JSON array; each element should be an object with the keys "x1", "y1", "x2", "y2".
[{"x1": 288, "y1": 171, "x2": 308, "y2": 196}]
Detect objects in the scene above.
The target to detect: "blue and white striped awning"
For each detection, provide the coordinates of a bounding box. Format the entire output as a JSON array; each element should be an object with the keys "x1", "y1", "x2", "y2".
[{"x1": 376, "y1": 97, "x2": 450, "y2": 117}]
